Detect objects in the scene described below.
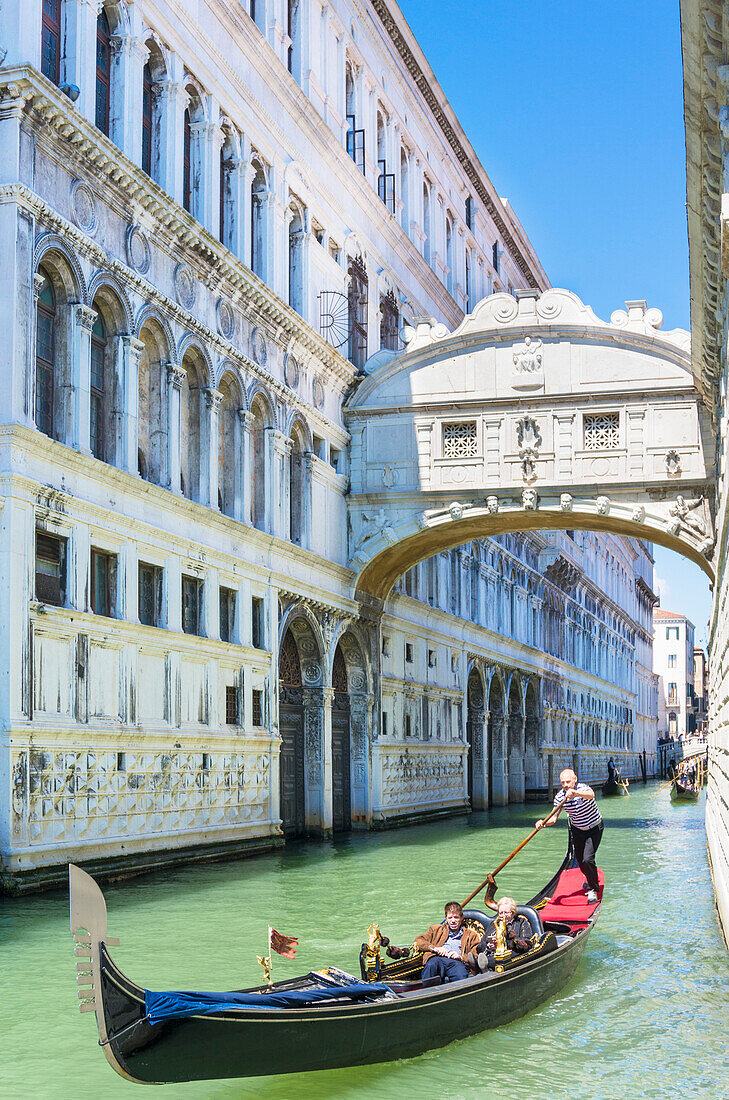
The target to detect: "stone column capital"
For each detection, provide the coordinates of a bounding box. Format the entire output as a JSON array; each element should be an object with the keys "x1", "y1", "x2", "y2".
[
  {"x1": 74, "y1": 303, "x2": 98, "y2": 332},
  {"x1": 238, "y1": 408, "x2": 255, "y2": 429},
  {"x1": 166, "y1": 361, "x2": 186, "y2": 390},
  {"x1": 204, "y1": 387, "x2": 223, "y2": 413}
]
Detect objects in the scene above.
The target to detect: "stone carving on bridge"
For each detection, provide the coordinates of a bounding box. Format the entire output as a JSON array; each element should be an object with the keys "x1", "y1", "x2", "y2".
[
  {"x1": 449, "y1": 502, "x2": 464, "y2": 519},
  {"x1": 560, "y1": 493, "x2": 573, "y2": 511},
  {"x1": 665, "y1": 450, "x2": 681, "y2": 476},
  {"x1": 486, "y1": 495, "x2": 499, "y2": 513},
  {"x1": 516, "y1": 416, "x2": 542, "y2": 482},
  {"x1": 666, "y1": 495, "x2": 715, "y2": 553},
  {"x1": 632, "y1": 505, "x2": 646, "y2": 523},
  {"x1": 352, "y1": 509, "x2": 398, "y2": 561},
  {"x1": 511, "y1": 336, "x2": 545, "y2": 390},
  {"x1": 596, "y1": 496, "x2": 611, "y2": 515},
  {"x1": 522, "y1": 488, "x2": 538, "y2": 510}
]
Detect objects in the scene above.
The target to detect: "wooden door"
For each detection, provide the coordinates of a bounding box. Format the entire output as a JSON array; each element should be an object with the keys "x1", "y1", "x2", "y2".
[
  {"x1": 331, "y1": 648, "x2": 351, "y2": 832},
  {"x1": 279, "y1": 698, "x2": 305, "y2": 837}
]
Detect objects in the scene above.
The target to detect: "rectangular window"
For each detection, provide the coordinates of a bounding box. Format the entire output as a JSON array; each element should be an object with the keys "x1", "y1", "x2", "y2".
[
  {"x1": 666, "y1": 627, "x2": 679, "y2": 640},
  {"x1": 182, "y1": 575, "x2": 203, "y2": 636},
  {"x1": 381, "y1": 711, "x2": 388, "y2": 736},
  {"x1": 252, "y1": 688, "x2": 263, "y2": 727},
  {"x1": 225, "y1": 685, "x2": 239, "y2": 725},
  {"x1": 91, "y1": 548, "x2": 116, "y2": 618},
  {"x1": 219, "y1": 586, "x2": 236, "y2": 643},
  {"x1": 346, "y1": 116, "x2": 366, "y2": 173},
  {"x1": 42, "y1": 0, "x2": 62, "y2": 84},
  {"x1": 583, "y1": 413, "x2": 620, "y2": 450},
  {"x1": 379, "y1": 291, "x2": 399, "y2": 351},
  {"x1": 405, "y1": 642, "x2": 414, "y2": 664},
  {"x1": 251, "y1": 596, "x2": 264, "y2": 649},
  {"x1": 668, "y1": 682, "x2": 678, "y2": 704},
  {"x1": 35, "y1": 531, "x2": 67, "y2": 607},
  {"x1": 377, "y1": 161, "x2": 396, "y2": 215},
  {"x1": 443, "y1": 421, "x2": 478, "y2": 458},
  {"x1": 465, "y1": 196, "x2": 475, "y2": 232},
  {"x1": 668, "y1": 654, "x2": 677, "y2": 668},
  {"x1": 381, "y1": 634, "x2": 391, "y2": 657},
  {"x1": 492, "y1": 241, "x2": 500, "y2": 274},
  {"x1": 428, "y1": 649, "x2": 436, "y2": 669},
  {"x1": 138, "y1": 562, "x2": 162, "y2": 627},
  {"x1": 404, "y1": 713, "x2": 412, "y2": 737}
]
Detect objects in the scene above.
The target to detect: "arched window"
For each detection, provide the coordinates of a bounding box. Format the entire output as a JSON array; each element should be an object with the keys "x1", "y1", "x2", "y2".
[
  {"x1": 287, "y1": 0, "x2": 301, "y2": 80},
  {"x1": 423, "y1": 182, "x2": 431, "y2": 264},
  {"x1": 183, "y1": 106, "x2": 192, "y2": 211},
  {"x1": 42, "y1": 0, "x2": 63, "y2": 85},
  {"x1": 250, "y1": 395, "x2": 270, "y2": 531},
  {"x1": 288, "y1": 201, "x2": 305, "y2": 315},
  {"x1": 35, "y1": 271, "x2": 56, "y2": 438},
  {"x1": 250, "y1": 161, "x2": 267, "y2": 278},
  {"x1": 289, "y1": 424, "x2": 307, "y2": 545},
  {"x1": 445, "y1": 217, "x2": 454, "y2": 293},
  {"x1": 465, "y1": 250, "x2": 472, "y2": 311},
  {"x1": 142, "y1": 61, "x2": 153, "y2": 175},
  {"x1": 89, "y1": 314, "x2": 107, "y2": 460},
  {"x1": 180, "y1": 353, "x2": 202, "y2": 500},
  {"x1": 400, "y1": 147, "x2": 410, "y2": 234},
  {"x1": 95, "y1": 9, "x2": 111, "y2": 135},
  {"x1": 218, "y1": 375, "x2": 240, "y2": 518},
  {"x1": 219, "y1": 127, "x2": 238, "y2": 250},
  {"x1": 137, "y1": 319, "x2": 169, "y2": 486}
]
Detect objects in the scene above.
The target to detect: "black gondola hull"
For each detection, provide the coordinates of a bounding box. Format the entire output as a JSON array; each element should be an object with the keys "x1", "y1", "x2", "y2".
[{"x1": 100, "y1": 928, "x2": 592, "y2": 1082}]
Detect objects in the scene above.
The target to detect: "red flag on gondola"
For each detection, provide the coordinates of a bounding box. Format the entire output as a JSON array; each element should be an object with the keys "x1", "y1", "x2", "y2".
[{"x1": 269, "y1": 926, "x2": 299, "y2": 959}]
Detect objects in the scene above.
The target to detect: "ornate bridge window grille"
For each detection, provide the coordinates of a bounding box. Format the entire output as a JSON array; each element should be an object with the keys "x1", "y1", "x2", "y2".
[
  {"x1": 443, "y1": 421, "x2": 478, "y2": 458},
  {"x1": 348, "y1": 256, "x2": 368, "y2": 370},
  {"x1": 583, "y1": 413, "x2": 620, "y2": 450}
]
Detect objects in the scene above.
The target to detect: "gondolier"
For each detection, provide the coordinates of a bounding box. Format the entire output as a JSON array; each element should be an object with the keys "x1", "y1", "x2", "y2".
[{"x1": 535, "y1": 769, "x2": 603, "y2": 903}]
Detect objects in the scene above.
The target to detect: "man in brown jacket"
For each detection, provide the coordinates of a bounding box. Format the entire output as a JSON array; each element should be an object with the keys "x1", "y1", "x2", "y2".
[{"x1": 414, "y1": 901, "x2": 481, "y2": 983}]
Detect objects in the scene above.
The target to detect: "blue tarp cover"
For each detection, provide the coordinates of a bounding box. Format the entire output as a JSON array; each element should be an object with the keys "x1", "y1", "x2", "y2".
[{"x1": 144, "y1": 982, "x2": 392, "y2": 1025}]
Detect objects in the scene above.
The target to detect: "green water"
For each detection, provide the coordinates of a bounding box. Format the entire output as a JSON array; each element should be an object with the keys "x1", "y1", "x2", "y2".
[{"x1": 2, "y1": 785, "x2": 727, "y2": 1100}]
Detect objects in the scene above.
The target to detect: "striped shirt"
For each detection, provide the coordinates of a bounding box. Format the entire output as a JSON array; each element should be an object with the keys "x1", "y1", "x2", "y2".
[{"x1": 553, "y1": 784, "x2": 602, "y2": 830}]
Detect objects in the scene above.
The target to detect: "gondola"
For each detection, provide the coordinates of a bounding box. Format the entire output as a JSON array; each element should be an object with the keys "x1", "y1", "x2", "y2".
[
  {"x1": 69, "y1": 838, "x2": 602, "y2": 1084},
  {"x1": 671, "y1": 777, "x2": 700, "y2": 802},
  {"x1": 601, "y1": 776, "x2": 628, "y2": 796}
]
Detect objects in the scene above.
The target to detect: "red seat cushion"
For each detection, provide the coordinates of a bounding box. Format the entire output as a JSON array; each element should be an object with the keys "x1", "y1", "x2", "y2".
[{"x1": 539, "y1": 866, "x2": 604, "y2": 927}]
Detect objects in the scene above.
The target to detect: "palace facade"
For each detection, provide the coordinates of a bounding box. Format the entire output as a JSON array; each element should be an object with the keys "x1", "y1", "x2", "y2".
[{"x1": 0, "y1": 0, "x2": 657, "y2": 891}]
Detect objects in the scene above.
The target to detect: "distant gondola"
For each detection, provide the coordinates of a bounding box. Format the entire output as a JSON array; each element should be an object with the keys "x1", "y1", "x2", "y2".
[
  {"x1": 671, "y1": 777, "x2": 700, "y2": 802},
  {"x1": 601, "y1": 776, "x2": 628, "y2": 796},
  {"x1": 69, "y1": 838, "x2": 602, "y2": 1084}
]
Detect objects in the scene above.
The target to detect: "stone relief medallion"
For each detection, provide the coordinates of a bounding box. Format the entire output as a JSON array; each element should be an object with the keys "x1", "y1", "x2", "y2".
[
  {"x1": 216, "y1": 297, "x2": 235, "y2": 340},
  {"x1": 313, "y1": 376, "x2": 325, "y2": 409},
  {"x1": 284, "y1": 352, "x2": 300, "y2": 389},
  {"x1": 591, "y1": 457, "x2": 610, "y2": 478},
  {"x1": 382, "y1": 464, "x2": 397, "y2": 488},
  {"x1": 70, "y1": 179, "x2": 98, "y2": 235},
  {"x1": 251, "y1": 327, "x2": 268, "y2": 366},
  {"x1": 126, "y1": 225, "x2": 151, "y2": 274},
  {"x1": 303, "y1": 662, "x2": 321, "y2": 685},
  {"x1": 174, "y1": 263, "x2": 196, "y2": 310}
]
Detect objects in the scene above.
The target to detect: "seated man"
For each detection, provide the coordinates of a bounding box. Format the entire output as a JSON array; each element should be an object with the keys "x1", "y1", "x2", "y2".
[
  {"x1": 471, "y1": 897, "x2": 533, "y2": 972},
  {"x1": 412, "y1": 901, "x2": 482, "y2": 983}
]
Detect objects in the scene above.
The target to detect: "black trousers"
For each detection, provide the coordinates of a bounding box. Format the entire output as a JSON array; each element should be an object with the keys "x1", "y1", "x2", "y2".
[{"x1": 571, "y1": 822, "x2": 603, "y2": 892}]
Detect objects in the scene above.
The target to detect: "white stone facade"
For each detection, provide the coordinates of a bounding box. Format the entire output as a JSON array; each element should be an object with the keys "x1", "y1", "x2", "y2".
[
  {"x1": 682, "y1": 0, "x2": 729, "y2": 943},
  {"x1": 653, "y1": 609, "x2": 696, "y2": 740},
  {"x1": 0, "y1": 0, "x2": 655, "y2": 890}
]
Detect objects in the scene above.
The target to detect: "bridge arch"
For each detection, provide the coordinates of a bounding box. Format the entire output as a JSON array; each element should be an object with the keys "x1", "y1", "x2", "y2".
[{"x1": 345, "y1": 288, "x2": 716, "y2": 602}]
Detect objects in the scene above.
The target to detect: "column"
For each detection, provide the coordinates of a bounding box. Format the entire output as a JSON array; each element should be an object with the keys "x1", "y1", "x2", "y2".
[
  {"x1": 164, "y1": 552, "x2": 182, "y2": 633},
  {"x1": 189, "y1": 121, "x2": 216, "y2": 231},
  {"x1": 239, "y1": 409, "x2": 254, "y2": 525},
  {"x1": 202, "y1": 388, "x2": 222, "y2": 510},
  {"x1": 120, "y1": 539, "x2": 138, "y2": 622},
  {"x1": 153, "y1": 81, "x2": 187, "y2": 199},
  {"x1": 204, "y1": 566, "x2": 220, "y2": 640},
  {"x1": 65, "y1": 0, "x2": 99, "y2": 127},
  {"x1": 303, "y1": 688, "x2": 328, "y2": 835},
  {"x1": 490, "y1": 714, "x2": 508, "y2": 805},
  {"x1": 110, "y1": 34, "x2": 147, "y2": 160},
  {"x1": 165, "y1": 362, "x2": 185, "y2": 493},
  {"x1": 322, "y1": 685, "x2": 334, "y2": 834},
  {"x1": 67, "y1": 303, "x2": 97, "y2": 454},
  {"x1": 117, "y1": 335, "x2": 144, "y2": 475},
  {"x1": 269, "y1": 429, "x2": 293, "y2": 539}
]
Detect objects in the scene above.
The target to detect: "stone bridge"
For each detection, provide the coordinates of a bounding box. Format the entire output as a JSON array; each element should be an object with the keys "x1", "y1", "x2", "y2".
[{"x1": 345, "y1": 289, "x2": 716, "y2": 600}]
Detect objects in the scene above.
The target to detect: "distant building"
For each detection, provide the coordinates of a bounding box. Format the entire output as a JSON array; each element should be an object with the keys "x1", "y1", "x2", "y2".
[
  {"x1": 693, "y1": 648, "x2": 709, "y2": 736},
  {"x1": 653, "y1": 609, "x2": 696, "y2": 739}
]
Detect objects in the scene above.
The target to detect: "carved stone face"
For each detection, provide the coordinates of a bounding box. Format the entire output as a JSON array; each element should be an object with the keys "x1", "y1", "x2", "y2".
[
  {"x1": 522, "y1": 489, "x2": 537, "y2": 510},
  {"x1": 486, "y1": 495, "x2": 499, "y2": 514},
  {"x1": 632, "y1": 505, "x2": 646, "y2": 524},
  {"x1": 449, "y1": 502, "x2": 464, "y2": 520},
  {"x1": 560, "y1": 493, "x2": 573, "y2": 511},
  {"x1": 596, "y1": 496, "x2": 610, "y2": 515}
]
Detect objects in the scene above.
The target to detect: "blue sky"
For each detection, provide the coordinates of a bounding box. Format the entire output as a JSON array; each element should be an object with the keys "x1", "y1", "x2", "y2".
[{"x1": 396, "y1": 0, "x2": 711, "y2": 644}]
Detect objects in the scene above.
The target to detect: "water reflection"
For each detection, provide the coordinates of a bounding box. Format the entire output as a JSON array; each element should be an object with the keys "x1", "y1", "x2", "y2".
[{"x1": 2, "y1": 787, "x2": 726, "y2": 1099}]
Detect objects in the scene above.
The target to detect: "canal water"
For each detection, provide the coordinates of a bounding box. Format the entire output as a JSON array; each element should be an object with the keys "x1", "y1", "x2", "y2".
[{"x1": 2, "y1": 784, "x2": 727, "y2": 1100}]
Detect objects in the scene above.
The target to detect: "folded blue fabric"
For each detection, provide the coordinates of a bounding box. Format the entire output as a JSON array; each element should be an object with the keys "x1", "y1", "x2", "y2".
[{"x1": 145, "y1": 982, "x2": 392, "y2": 1024}]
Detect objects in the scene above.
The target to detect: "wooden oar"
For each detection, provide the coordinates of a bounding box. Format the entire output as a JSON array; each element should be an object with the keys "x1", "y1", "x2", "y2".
[
  {"x1": 650, "y1": 773, "x2": 676, "y2": 796},
  {"x1": 461, "y1": 801, "x2": 563, "y2": 908},
  {"x1": 620, "y1": 779, "x2": 630, "y2": 797}
]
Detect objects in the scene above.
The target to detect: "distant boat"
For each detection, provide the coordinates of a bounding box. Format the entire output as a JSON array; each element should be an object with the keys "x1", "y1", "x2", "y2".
[
  {"x1": 69, "y1": 838, "x2": 602, "y2": 1084},
  {"x1": 601, "y1": 775, "x2": 628, "y2": 797},
  {"x1": 671, "y1": 777, "x2": 699, "y2": 802}
]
